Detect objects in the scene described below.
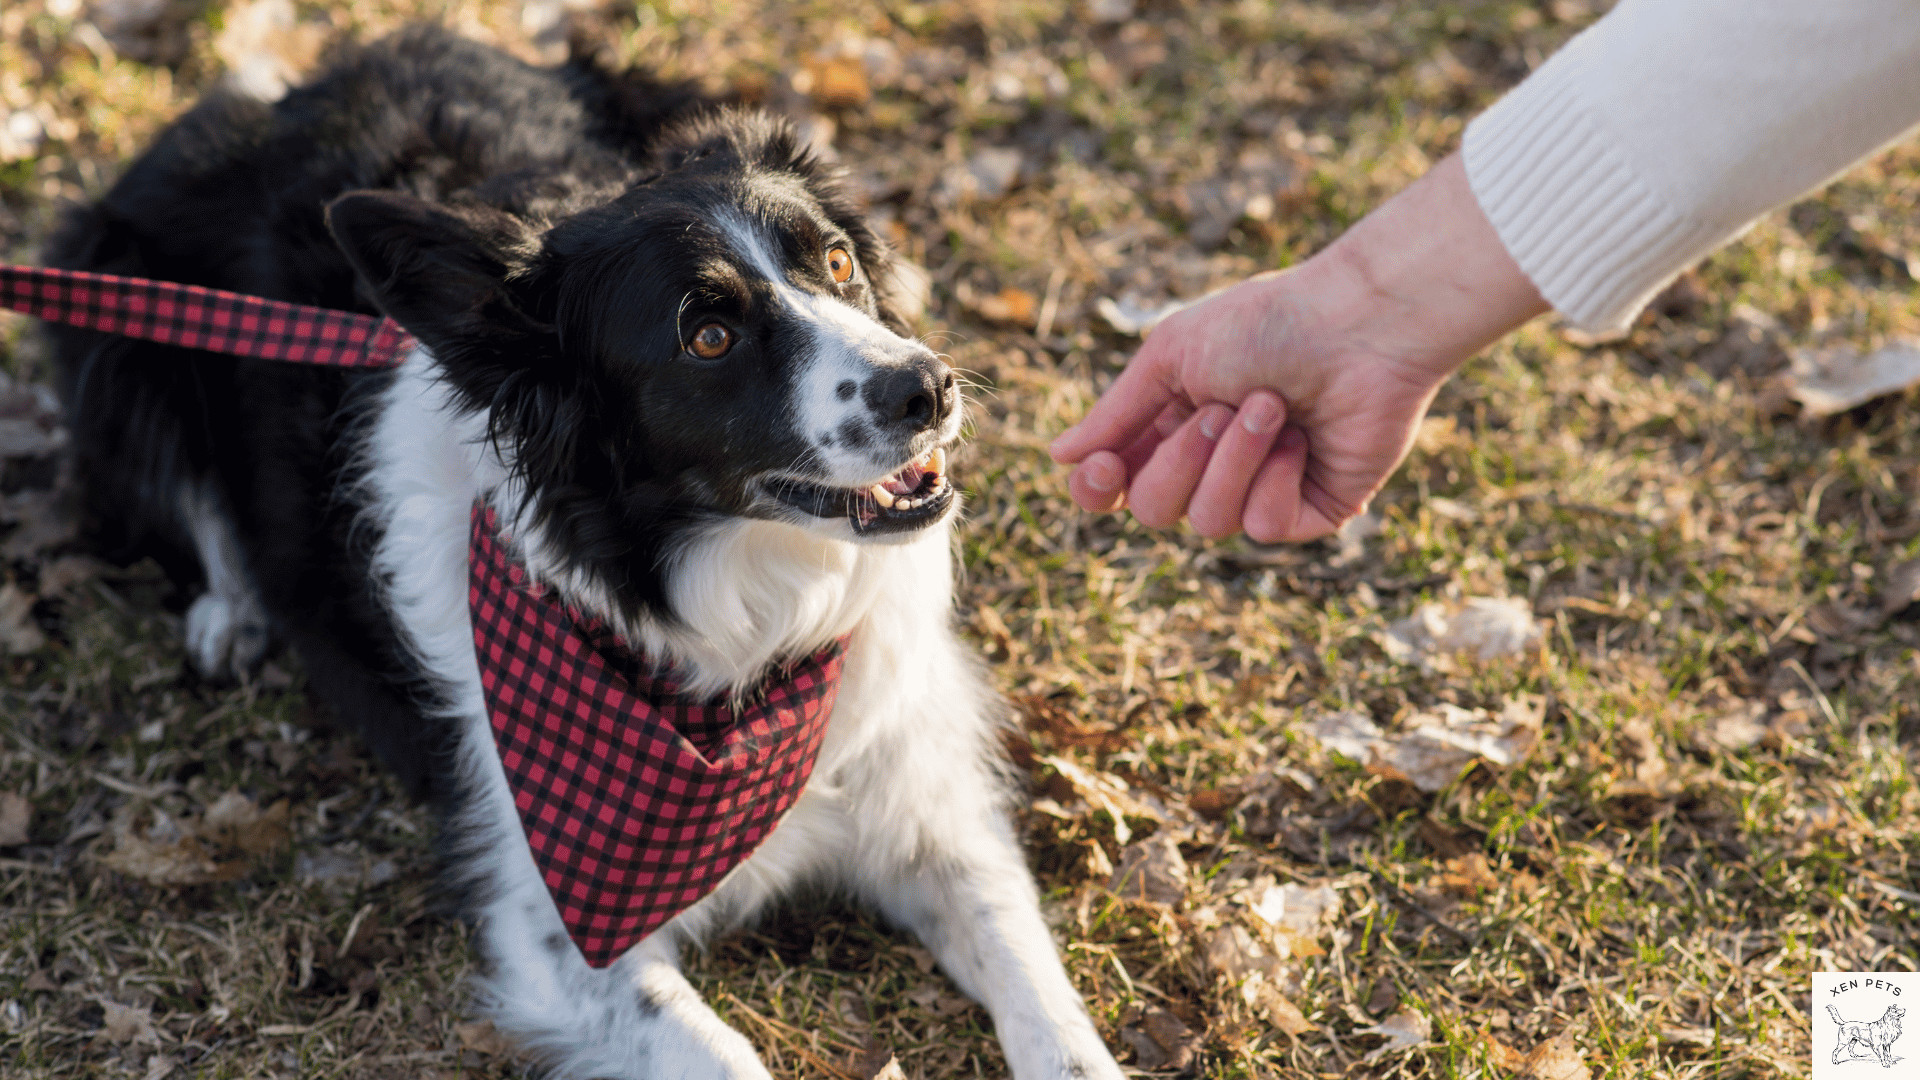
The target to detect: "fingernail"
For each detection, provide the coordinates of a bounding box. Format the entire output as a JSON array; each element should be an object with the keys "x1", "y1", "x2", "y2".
[
  {"x1": 1241, "y1": 394, "x2": 1282, "y2": 435},
  {"x1": 1085, "y1": 459, "x2": 1120, "y2": 492},
  {"x1": 1200, "y1": 407, "x2": 1230, "y2": 440}
]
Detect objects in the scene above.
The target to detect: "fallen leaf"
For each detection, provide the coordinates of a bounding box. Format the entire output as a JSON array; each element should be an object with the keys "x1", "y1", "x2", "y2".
[
  {"x1": 799, "y1": 55, "x2": 871, "y2": 106},
  {"x1": 1039, "y1": 755, "x2": 1159, "y2": 844},
  {"x1": 1355, "y1": 1009, "x2": 1430, "y2": 1062},
  {"x1": 0, "y1": 584, "x2": 46, "y2": 654},
  {"x1": 0, "y1": 792, "x2": 29, "y2": 846},
  {"x1": 1431, "y1": 853, "x2": 1497, "y2": 897},
  {"x1": 1119, "y1": 1007, "x2": 1200, "y2": 1071},
  {"x1": 293, "y1": 849, "x2": 398, "y2": 891},
  {"x1": 140, "y1": 1053, "x2": 179, "y2": 1080},
  {"x1": 1309, "y1": 698, "x2": 1542, "y2": 793},
  {"x1": 1247, "y1": 879, "x2": 1339, "y2": 938},
  {"x1": 866, "y1": 1055, "x2": 908, "y2": 1080},
  {"x1": 969, "y1": 287, "x2": 1037, "y2": 326},
  {"x1": 90, "y1": 0, "x2": 203, "y2": 64},
  {"x1": 200, "y1": 791, "x2": 291, "y2": 856},
  {"x1": 1109, "y1": 833, "x2": 1186, "y2": 907},
  {"x1": 214, "y1": 0, "x2": 329, "y2": 102},
  {"x1": 1506, "y1": 1030, "x2": 1592, "y2": 1080},
  {"x1": 36, "y1": 555, "x2": 110, "y2": 596},
  {"x1": 2, "y1": 490, "x2": 80, "y2": 559},
  {"x1": 1205, "y1": 923, "x2": 1278, "y2": 979},
  {"x1": 1094, "y1": 292, "x2": 1195, "y2": 335},
  {"x1": 0, "y1": 109, "x2": 44, "y2": 164},
  {"x1": 97, "y1": 1000, "x2": 160, "y2": 1045},
  {"x1": 1659, "y1": 1024, "x2": 1736, "y2": 1047},
  {"x1": 454, "y1": 1019, "x2": 519, "y2": 1056},
  {"x1": 1806, "y1": 600, "x2": 1876, "y2": 638},
  {"x1": 1364, "y1": 978, "x2": 1399, "y2": 1015},
  {"x1": 1306, "y1": 710, "x2": 1385, "y2": 763},
  {"x1": 24, "y1": 970, "x2": 57, "y2": 992},
  {"x1": 1381, "y1": 597, "x2": 1541, "y2": 672},
  {"x1": 942, "y1": 146, "x2": 1023, "y2": 201},
  {"x1": 1881, "y1": 557, "x2": 1920, "y2": 617},
  {"x1": 100, "y1": 831, "x2": 237, "y2": 885},
  {"x1": 1260, "y1": 983, "x2": 1314, "y2": 1035},
  {"x1": 1188, "y1": 786, "x2": 1242, "y2": 821},
  {"x1": 0, "y1": 418, "x2": 62, "y2": 458},
  {"x1": 1694, "y1": 700, "x2": 1769, "y2": 752},
  {"x1": 1787, "y1": 340, "x2": 1920, "y2": 417}
]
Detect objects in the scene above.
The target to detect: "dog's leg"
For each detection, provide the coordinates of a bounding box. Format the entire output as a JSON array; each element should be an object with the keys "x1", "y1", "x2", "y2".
[
  {"x1": 179, "y1": 481, "x2": 270, "y2": 680},
  {"x1": 451, "y1": 717, "x2": 774, "y2": 1080},
  {"x1": 833, "y1": 652, "x2": 1125, "y2": 1080},
  {"x1": 864, "y1": 818, "x2": 1124, "y2": 1080}
]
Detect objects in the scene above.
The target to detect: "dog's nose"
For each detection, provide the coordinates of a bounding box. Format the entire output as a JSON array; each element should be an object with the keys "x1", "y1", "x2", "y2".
[{"x1": 870, "y1": 354, "x2": 955, "y2": 433}]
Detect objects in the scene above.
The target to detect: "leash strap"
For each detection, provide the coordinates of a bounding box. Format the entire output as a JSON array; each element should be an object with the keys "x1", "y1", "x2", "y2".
[{"x1": 0, "y1": 263, "x2": 414, "y2": 368}]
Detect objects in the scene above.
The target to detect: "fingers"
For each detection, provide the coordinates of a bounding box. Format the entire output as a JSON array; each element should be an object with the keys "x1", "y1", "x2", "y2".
[
  {"x1": 1049, "y1": 339, "x2": 1181, "y2": 465},
  {"x1": 1064, "y1": 401, "x2": 1192, "y2": 512},
  {"x1": 1242, "y1": 427, "x2": 1325, "y2": 542},
  {"x1": 1067, "y1": 451, "x2": 1128, "y2": 512},
  {"x1": 1186, "y1": 392, "x2": 1286, "y2": 538},
  {"x1": 1127, "y1": 402, "x2": 1237, "y2": 528}
]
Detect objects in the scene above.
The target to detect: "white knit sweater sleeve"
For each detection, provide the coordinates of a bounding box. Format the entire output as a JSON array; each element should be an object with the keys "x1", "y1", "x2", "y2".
[{"x1": 1464, "y1": 0, "x2": 1920, "y2": 334}]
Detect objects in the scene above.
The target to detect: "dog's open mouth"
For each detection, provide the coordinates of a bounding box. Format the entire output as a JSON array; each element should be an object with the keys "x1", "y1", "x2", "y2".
[{"x1": 767, "y1": 447, "x2": 955, "y2": 534}]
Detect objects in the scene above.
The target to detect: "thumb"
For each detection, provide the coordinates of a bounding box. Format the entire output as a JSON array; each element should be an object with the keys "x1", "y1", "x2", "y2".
[{"x1": 1049, "y1": 342, "x2": 1182, "y2": 465}]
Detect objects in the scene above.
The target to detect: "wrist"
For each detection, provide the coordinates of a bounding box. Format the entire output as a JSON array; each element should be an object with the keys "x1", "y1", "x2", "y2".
[{"x1": 1314, "y1": 153, "x2": 1548, "y2": 385}]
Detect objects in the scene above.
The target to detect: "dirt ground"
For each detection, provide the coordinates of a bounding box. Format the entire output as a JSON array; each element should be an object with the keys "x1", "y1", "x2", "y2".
[{"x1": 3, "y1": 1, "x2": 1919, "y2": 1077}]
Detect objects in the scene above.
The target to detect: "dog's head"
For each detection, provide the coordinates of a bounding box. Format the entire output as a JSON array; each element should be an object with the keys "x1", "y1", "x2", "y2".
[{"x1": 326, "y1": 111, "x2": 959, "y2": 610}]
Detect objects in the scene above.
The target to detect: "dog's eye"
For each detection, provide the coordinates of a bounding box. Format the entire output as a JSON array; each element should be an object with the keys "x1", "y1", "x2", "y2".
[
  {"x1": 687, "y1": 322, "x2": 735, "y2": 359},
  {"x1": 826, "y1": 247, "x2": 854, "y2": 284}
]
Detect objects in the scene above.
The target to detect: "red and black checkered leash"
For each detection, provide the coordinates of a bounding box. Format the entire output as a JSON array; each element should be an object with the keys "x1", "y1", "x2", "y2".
[
  {"x1": 4, "y1": 264, "x2": 848, "y2": 967},
  {"x1": 0, "y1": 263, "x2": 415, "y2": 368}
]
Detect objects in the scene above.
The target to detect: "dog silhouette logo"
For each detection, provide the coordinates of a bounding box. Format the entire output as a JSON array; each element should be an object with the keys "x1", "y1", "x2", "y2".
[
  {"x1": 1828, "y1": 1003, "x2": 1906, "y2": 1069},
  {"x1": 1815, "y1": 973, "x2": 1917, "y2": 1076}
]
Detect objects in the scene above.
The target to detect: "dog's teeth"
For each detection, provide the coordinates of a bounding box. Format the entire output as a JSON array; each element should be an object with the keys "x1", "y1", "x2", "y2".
[
  {"x1": 870, "y1": 484, "x2": 895, "y2": 509},
  {"x1": 928, "y1": 446, "x2": 945, "y2": 478}
]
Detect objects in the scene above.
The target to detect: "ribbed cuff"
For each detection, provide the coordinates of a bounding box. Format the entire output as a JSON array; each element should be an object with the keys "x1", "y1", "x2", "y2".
[{"x1": 1464, "y1": 49, "x2": 1725, "y2": 335}]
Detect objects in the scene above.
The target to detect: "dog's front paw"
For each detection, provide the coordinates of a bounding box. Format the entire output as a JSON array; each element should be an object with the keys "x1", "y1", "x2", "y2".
[{"x1": 185, "y1": 591, "x2": 270, "y2": 681}]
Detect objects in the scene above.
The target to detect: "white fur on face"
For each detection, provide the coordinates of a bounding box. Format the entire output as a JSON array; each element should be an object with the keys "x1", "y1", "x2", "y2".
[{"x1": 717, "y1": 214, "x2": 959, "y2": 489}]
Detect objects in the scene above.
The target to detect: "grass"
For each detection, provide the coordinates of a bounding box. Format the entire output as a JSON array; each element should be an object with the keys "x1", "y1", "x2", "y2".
[{"x1": 3, "y1": 0, "x2": 1918, "y2": 1077}]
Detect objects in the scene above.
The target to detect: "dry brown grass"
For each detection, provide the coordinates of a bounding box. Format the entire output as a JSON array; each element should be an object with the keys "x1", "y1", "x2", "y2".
[{"x1": 4, "y1": 1, "x2": 1919, "y2": 1077}]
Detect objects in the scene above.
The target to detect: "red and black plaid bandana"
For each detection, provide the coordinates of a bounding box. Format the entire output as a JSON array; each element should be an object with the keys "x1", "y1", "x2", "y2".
[
  {"x1": 5, "y1": 263, "x2": 849, "y2": 968},
  {"x1": 0, "y1": 264, "x2": 414, "y2": 368},
  {"x1": 468, "y1": 506, "x2": 846, "y2": 966}
]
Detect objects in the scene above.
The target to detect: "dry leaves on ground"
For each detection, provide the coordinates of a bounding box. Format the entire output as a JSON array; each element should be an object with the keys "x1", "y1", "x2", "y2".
[
  {"x1": 1354, "y1": 1010, "x2": 1430, "y2": 1063},
  {"x1": 1786, "y1": 340, "x2": 1920, "y2": 417},
  {"x1": 1487, "y1": 1031, "x2": 1592, "y2": 1080},
  {"x1": 98, "y1": 791, "x2": 290, "y2": 885},
  {"x1": 1381, "y1": 597, "x2": 1542, "y2": 673},
  {"x1": 1308, "y1": 696, "x2": 1543, "y2": 792},
  {"x1": 0, "y1": 790, "x2": 29, "y2": 846},
  {"x1": 96, "y1": 999, "x2": 160, "y2": 1045},
  {"x1": 1109, "y1": 833, "x2": 1187, "y2": 907},
  {"x1": 1118, "y1": 1005, "x2": 1202, "y2": 1071}
]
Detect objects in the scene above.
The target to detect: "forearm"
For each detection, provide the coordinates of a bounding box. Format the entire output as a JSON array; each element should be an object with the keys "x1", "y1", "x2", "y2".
[
  {"x1": 1469, "y1": 0, "x2": 1920, "y2": 333},
  {"x1": 1312, "y1": 153, "x2": 1548, "y2": 387}
]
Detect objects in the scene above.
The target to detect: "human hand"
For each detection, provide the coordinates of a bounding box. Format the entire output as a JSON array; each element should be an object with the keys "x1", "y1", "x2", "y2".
[{"x1": 1049, "y1": 153, "x2": 1548, "y2": 542}]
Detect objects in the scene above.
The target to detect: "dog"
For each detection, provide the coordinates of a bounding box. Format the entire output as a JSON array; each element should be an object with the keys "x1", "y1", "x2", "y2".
[
  {"x1": 44, "y1": 27, "x2": 1126, "y2": 1079},
  {"x1": 1830, "y1": 1003, "x2": 1906, "y2": 1067}
]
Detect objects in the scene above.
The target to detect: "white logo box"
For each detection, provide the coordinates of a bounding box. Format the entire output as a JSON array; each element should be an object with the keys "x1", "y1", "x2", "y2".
[{"x1": 1814, "y1": 971, "x2": 1918, "y2": 1077}]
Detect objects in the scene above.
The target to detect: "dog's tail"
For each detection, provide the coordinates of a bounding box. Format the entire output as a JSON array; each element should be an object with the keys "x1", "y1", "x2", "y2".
[{"x1": 1828, "y1": 1003, "x2": 1847, "y2": 1025}]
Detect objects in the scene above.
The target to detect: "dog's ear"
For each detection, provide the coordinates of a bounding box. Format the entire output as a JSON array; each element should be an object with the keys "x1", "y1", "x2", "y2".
[{"x1": 326, "y1": 191, "x2": 549, "y2": 360}]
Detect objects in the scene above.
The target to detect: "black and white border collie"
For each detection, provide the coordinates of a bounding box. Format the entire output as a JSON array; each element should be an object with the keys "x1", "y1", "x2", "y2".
[{"x1": 46, "y1": 27, "x2": 1125, "y2": 1080}]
